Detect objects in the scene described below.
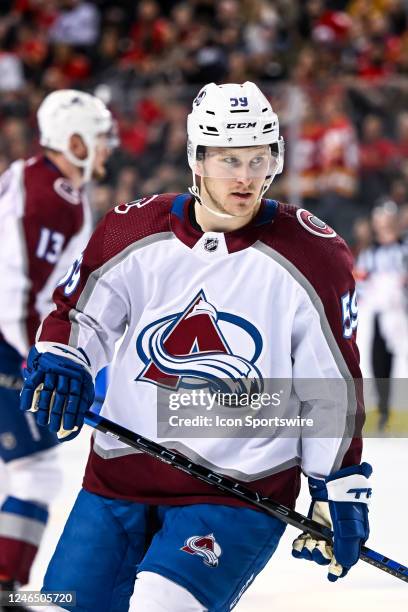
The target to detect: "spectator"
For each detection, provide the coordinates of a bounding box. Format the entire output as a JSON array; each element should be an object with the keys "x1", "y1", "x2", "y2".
[
  {"x1": 118, "y1": 113, "x2": 148, "y2": 158},
  {"x1": 0, "y1": 51, "x2": 25, "y2": 91},
  {"x1": 49, "y1": 0, "x2": 100, "y2": 47},
  {"x1": 394, "y1": 111, "x2": 408, "y2": 162},
  {"x1": 171, "y1": 2, "x2": 194, "y2": 44},
  {"x1": 93, "y1": 27, "x2": 121, "y2": 78},
  {"x1": 48, "y1": 42, "x2": 91, "y2": 84},
  {"x1": 291, "y1": 94, "x2": 325, "y2": 212},
  {"x1": 358, "y1": 114, "x2": 397, "y2": 210},
  {"x1": 113, "y1": 165, "x2": 140, "y2": 205},
  {"x1": 1, "y1": 117, "x2": 31, "y2": 160},
  {"x1": 351, "y1": 216, "x2": 372, "y2": 257},
  {"x1": 123, "y1": 0, "x2": 169, "y2": 64},
  {"x1": 15, "y1": 20, "x2": 48, "y2": 85},
  {"x1": 389, "y1": 177, "x2": 408, "y2": 207},
  {"x1": 243, "y1": 0, "x2": 279, "y2": 56},
  {"x1": 318, "y1": 90, "x2": 360, "y2": 240},
  {"x1": 0, "y1": 0, "x2": 407, "y2": 239}
]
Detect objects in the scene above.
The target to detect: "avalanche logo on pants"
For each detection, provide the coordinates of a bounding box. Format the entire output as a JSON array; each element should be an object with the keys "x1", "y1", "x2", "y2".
[
  {"x1": 136, "y1": 290, "x2": 264, "y2": 394},
  {"x1": 181, "y1": 533, "x2": 222, "y2": 567}
]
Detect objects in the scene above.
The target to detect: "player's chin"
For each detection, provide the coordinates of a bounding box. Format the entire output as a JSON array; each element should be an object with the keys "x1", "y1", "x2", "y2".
[
  {"x1": 92, "y1": 166, "x2": 107, "y2": 181},
  {"x1": 227, "y1": 194, "x2": 258, "y2": 215}
]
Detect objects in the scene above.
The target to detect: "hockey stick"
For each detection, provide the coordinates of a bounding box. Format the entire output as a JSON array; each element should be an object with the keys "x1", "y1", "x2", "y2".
[{"x1": 84, "y1": 410, "x2": 408, "y2": 583}]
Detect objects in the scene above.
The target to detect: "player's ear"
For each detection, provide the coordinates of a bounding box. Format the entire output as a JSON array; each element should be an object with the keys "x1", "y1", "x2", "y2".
[
  {"x1": 195, "y1": 160, "x2": 205, "y2": 176},
  {"x1": 69, "y1": 133, "x2": 88, "y2": 161},
  {"x1": 194, "y1": 145, "x2": 207, "y2": 177}
]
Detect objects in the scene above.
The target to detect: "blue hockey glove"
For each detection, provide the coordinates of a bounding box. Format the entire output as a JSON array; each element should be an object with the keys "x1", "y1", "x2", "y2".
[
  {"x1": 20, "y1": 344, "x2": 94, "y2": 442},
  {"x1": 292, "y1": 462, "x2": 372, "y2": 581}
]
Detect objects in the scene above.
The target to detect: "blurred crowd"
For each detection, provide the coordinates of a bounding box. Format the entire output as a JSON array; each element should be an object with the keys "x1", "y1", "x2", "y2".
[{"x1": 1, "y1": 0, "x2": 408, "y2": 243}]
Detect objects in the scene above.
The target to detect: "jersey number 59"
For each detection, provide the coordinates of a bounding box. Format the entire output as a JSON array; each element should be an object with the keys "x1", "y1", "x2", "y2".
[
  {"x1": 341, "y1": 289, "x2": 358, "y2": 339},
  {"x1": 57, "y1": 253, "x2": 83, "y2": 296}
]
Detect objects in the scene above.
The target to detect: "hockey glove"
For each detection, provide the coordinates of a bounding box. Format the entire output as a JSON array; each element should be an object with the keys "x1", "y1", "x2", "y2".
[
  {"x1": 20, "y1": 344, "x2": 94, "y2": 442},
  {"x1": 292, "y1": 462, "x2": 372, "y2": 581}
]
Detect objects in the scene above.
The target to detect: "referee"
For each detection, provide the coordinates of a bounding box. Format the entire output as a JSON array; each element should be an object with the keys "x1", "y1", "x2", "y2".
[{"x1": 355, "y1": 201, "x2": 408, "y2": 430}]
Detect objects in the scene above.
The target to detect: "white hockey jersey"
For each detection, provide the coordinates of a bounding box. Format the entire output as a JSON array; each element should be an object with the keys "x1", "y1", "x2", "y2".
[
  {"x1": 0, "y1": 155, "x2": 92, "y2": 358},
  {"x1": 37, "y1": 194, "x2": 363, "y2": 508}
]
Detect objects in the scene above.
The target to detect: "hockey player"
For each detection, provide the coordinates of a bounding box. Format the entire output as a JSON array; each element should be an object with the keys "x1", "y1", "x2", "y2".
[
  {"x1": 20, "y1": 82, "x2": 371, "y2": 611},
  {"x1": 0, "y1": 89, "x2": 114, "y2": 601}
]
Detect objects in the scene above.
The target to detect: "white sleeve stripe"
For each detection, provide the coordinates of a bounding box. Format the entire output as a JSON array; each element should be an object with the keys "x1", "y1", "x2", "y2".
[{"x1": 93, "y1": 438, "x2": 301, "y2": 480}]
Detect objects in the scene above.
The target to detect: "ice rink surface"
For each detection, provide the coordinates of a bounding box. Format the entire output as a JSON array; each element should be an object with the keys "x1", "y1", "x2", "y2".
[{"x1": 26, "y1": 429, "x2": 407, "y2": 611}]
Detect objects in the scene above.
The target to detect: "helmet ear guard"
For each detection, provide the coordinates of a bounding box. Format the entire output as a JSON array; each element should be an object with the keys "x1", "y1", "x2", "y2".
[{"x1": 269, "y1": 140, "x2": 284, "y2": 174}]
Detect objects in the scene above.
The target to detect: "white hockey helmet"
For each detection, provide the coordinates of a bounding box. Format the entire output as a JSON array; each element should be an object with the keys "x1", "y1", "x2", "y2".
[
  {"x1": 187, "y1": 81, "x2": 284, "y2": 202},
  {"x1": 37, "y1": 89, "x2": 114, "y2": 181}
]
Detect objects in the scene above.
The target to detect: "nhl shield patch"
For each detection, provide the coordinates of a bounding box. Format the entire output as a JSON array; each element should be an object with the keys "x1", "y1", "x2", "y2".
[{"x1": 204, "y1": 237, "x2": 219, "y2": 252}]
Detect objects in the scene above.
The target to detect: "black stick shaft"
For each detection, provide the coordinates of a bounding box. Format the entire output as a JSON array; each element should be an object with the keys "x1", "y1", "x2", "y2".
[{"x1": 84, "y1": 411, "x2": 408, "y2": 583}]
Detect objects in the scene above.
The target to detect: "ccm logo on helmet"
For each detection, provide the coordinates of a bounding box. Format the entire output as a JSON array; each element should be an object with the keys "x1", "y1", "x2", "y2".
[{"x1": 226, "y1": 122, "x2": 257, "y2": 129}]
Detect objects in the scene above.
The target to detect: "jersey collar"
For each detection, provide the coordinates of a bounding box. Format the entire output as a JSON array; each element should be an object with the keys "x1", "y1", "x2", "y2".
[
  {"x1": 170, "y1": 194, "x2": 278, "y2": 253},
  {"x1": 43, "y1": 154, "x2": 64, "y2": 175}
]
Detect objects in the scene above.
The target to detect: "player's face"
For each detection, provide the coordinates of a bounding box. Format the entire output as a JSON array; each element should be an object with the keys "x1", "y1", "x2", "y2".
[
  {"x1": 197, "y1": 146, "x2": 274, "y2": 217},
  {"x1": 67, "y1": 133, "x2": 112, "y2": 181},
  {"x1": 372, "y1": 212, "x2": 399, "y2": 244},
  {"x1": 92, "y1": 134, "x2": 112, "y2": 180}
]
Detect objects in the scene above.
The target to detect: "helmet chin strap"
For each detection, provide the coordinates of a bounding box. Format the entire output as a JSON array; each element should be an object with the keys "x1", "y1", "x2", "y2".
[
  {"x1": 188, "y1": 185, "x2": 236, "y2": 219},
  {"x1": 188, "y1": 174, "x2": 235, "y2": 219},
  {"x1": 63, "y1": 136, "x2": 96, "y2": 185}
]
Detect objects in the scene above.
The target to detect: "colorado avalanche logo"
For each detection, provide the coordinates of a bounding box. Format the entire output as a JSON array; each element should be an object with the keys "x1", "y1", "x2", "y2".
[
  {"x1": 136, "y1": 290, "x2": 263, "y2": 395},
  {"x1": 181, "y1": 533, "x2": 222, "y2": 567},
  {"x1": 53, "y1": 178, "x2": 81, "y2": 205}
]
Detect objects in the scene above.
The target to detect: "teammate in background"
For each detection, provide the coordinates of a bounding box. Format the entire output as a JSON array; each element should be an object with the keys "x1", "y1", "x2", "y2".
[
  {"x1": 355, "y1": 201, "x2": 408, "y2": 430},
  {"x1": 0, "y1": 90, "x2": 114, "y2": 602},
  {"x1": 21, "y1": 82, "x2": 371, "y2": 611}
]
